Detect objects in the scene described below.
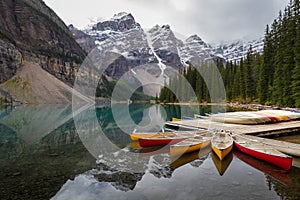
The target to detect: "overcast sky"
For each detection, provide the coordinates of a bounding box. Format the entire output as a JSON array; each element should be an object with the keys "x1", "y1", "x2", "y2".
[{"x1": 44, "y1": 0, "x2": 289, "y2": 43}]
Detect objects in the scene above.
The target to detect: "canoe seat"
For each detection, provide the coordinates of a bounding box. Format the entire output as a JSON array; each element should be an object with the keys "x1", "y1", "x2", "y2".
[
  {"x1": 217, "y1": 143, "x2": 227, "y2": 148},
  {"x1": 219, "y1": 133, "x2": 226, "y2": 137}
]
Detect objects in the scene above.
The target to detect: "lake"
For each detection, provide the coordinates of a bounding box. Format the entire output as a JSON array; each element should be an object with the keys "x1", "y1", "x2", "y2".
[{"x1": 0, "y1": 104, "x2": 299, "y2": 200}]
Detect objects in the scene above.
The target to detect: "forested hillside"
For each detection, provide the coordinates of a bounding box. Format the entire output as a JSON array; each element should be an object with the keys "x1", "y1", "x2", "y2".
[{"x1": 160, "y1": 0, "x2": 300, "y2": 108}]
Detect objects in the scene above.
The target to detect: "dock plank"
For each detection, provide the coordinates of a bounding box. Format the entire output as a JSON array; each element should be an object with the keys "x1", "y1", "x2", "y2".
[{"x1": 165, "y1": 120, "x2": 300, "y2": 136}]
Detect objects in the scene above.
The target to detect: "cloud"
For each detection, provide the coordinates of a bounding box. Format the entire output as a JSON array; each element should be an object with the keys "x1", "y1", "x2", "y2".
[
  {"x1": 180, "y1": 0, "x2": 289, "y2": 42},
  {"x1": 44, "y1": 0, "x2": 289, "y2": 42}
]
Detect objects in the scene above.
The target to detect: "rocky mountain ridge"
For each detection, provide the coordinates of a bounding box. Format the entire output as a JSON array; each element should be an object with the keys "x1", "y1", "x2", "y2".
[
  {"x1": 68, "y1": 12, "x2": 264, "y2": 97},
  {"x1": 0, "y1": 0, "x2": 87, "y2": 104},
  {"x1": 211, "y1": 38, "x2": 264, "y2": 63},
  {"x1": 81, "y1": 13, "x2": 218, "y2": 74},
  {"x1": 74, "y1": 12, "x2": 264, "y2": 78},
  {"x1": 0, "y1": 3, "x2": 265, "y2": 103}
]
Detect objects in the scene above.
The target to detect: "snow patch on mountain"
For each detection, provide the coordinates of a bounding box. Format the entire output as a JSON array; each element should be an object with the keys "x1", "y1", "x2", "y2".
[
  {"x1": 83, "y1": 12, "x2": 265, "y2": 70},
  {"x1": 145, "y1": 30, "x2": 166, "y2": 75},
  {"x1": 85, "y1": 12, "x2": 155, "y2": 65},
  {"x1": 179, "y1": 34, "x2": 215, "y2": 66},
  {"x1": 77, "y1": 12, "x2": 265, "y2": 97},
  {"x1": 210, "y1": 37, "x2": 264, "y2": 63},
  {"x1": 111, "y1": 12, "x2": 134, "y2": 20}
]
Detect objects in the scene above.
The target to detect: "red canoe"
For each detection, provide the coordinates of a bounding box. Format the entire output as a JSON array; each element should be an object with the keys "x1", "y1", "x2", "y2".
[
  {"x1": 233, "y1": 135, "x2": 293, "y2": 171},
  {"x1": 139, "y1": 137, "x2": 188, "y2": 147}
]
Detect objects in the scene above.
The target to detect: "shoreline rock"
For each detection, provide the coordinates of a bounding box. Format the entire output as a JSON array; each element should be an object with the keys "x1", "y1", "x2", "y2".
[{"x1": 162, "y1": 102, "x2": 294, "y2": 111}]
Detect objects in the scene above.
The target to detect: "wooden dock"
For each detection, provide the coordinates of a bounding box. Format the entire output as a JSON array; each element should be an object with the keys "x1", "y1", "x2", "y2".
[{"x1": 165, "y1": 120, "x2": 300, "y2": 137}]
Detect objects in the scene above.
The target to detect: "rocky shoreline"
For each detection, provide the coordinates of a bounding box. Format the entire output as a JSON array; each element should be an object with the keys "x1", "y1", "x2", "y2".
[
  {"x1": 163, "y1": 102, "x2": 297, "y2": 111},
  {"x1": 2, "y1": 98, "x2": 298, "y2": 111}
]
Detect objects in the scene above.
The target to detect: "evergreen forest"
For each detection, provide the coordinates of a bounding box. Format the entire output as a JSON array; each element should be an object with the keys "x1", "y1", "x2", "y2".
[{"x1": 160, "y1": 0, "x2": 300, "y2": 108}]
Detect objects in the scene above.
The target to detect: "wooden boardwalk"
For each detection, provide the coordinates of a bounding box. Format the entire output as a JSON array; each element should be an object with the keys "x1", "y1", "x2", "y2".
[{"x1": 165, "y1": 119, "x2": 300, "y2": 137}]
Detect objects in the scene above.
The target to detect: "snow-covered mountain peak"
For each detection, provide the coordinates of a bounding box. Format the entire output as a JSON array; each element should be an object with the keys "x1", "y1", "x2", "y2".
[
  {"x1": 83, "y1": 12, "x2": 264, "y2": 66},
  {"x1": 185, "y1": 35, "x2": 208, "y2": 48},
  {"x1": 72, "y1": 12, "x2": 265, "y2": 96},
  {"x1": 186, "y1": 34, "x2": 202, "y2": 42},
  {"x1": 210, "y1": 37, "x2": 264, "y2": 63},
  {"x1": 179, "y1": 34, "x2": 215, "y2": 66},
  {"x1": 146, "y1": 24, "x2": 183, "y2": 50},
  {"x1": 146, "y1": 24, "x2": 183, "y2": 69},
  {"x1": 148, "y1": 24, "x2": 174, "y2": 38},
  {"x1": 80, "y1": 12, "x2": 265, "y2": 74},
  {"x1": 91, "y1": 12, "x2": 141, "y2": 32},
  {"x1": 161, "y1": 24, "x2": 170, "y2": 30},
  {"x1": 111, "y1": 12, "x2": 134, "y2": 21}
]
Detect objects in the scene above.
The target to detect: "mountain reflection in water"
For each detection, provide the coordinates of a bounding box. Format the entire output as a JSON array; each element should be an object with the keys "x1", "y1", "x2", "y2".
[{"x1": 0, "y1": 104, "x2": 299, "y2": 200}]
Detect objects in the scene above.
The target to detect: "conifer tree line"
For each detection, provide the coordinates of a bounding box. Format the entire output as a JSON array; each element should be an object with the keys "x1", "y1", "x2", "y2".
[
  {"x1": 160, "y1": 0, "x2": 300, "y2": 108},
  {"x1": 160, "y1": 62, "x2": 217, "y2": 103}
]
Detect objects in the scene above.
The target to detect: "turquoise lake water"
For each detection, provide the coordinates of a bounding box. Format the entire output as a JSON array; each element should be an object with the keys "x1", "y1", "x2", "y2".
[{"x1": 0, "y1": 104, "x2": 299, "y2": 200}]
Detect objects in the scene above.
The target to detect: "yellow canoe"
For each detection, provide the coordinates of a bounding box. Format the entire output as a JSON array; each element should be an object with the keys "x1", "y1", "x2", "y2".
[
  {"x1": 130, "y1": 131, "x2": 197, "y2": 141},
  {"x1": 211, "y1": 132, "x2": 233, "y2": 160},
  {"x1": 130, "y1": 141, "x2": 141, "y2": 149},
  {"x1": 130, "y1": 132, "x2": 176, "y2": 141},
  {"x1": 172, "y1": 118, "x2": 181, "y2": 122},
  {"x1": 170, "y1": 131, "x2": 212, "y2": 156}
]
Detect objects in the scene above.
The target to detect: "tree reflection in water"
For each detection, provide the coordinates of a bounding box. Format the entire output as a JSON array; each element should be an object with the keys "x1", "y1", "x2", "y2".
[{"x1": 266, "y1": 167, "x2": 300, "y2": 200}]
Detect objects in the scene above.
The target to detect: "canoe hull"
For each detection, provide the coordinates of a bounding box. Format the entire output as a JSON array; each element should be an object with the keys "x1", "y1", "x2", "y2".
[
  {"x1": 172, "y1": 118, "x2": 181, "y2": 122},
  {"x1": 130, "y1": 133, "x2": 175, "y2": 141},
  {"x1": 212, "y1": 144, "x2": 233, "y2": 160},
  {"x1": 194, "y1": 114, "x2": 209, "y2": 119},
  {"x1": 255, "y1": 113, "x2": 279, "y2": 123},
  {"x1": 241, "y1": 134, "x2": 300, "y2": 157},
  {"x1": 211, "y1": 133, "x2": 233, "y2": 160},
  {"x1": 130, "y1": 141, "x2": 141, "y2": 149},
  {"x1": 234, "y1": 141, "x2": 292, "y2": 171},
  {"x1": 170, "y1": 140, "x2": 211, "y2": 156},
  {"x1": 139, "y1": 137, "x2": 187, "y2": 147},
  {"x1": 258, "y1": 111, "x2": 290, "y2": 121},
  {"x1": 259, "y1": 110, "x2": 300, "y2": 120},
  {"x1": 210, "y1": 112, "x2": 271, "y2": 125}
]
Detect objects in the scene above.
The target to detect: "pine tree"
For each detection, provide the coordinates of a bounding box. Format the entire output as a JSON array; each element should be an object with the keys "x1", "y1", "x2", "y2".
[
  {"x1": 273, "y1": 10, "x2": 285, "y2": 106},
  {"x1": 182, "y1": 68, "x2": 188, "y2": 102},
  {"x1": 232, "y1": 63, "x2": 240, "y2": 100},
  {"x1": 176, "y1": 71, "x2": 183, "y2": 102},
  {"x1": 252, "y1": 53, "x2": 262, "y2": 100},
  {"x1": 244, "y1": 46, "x2": 255, "y2": 101},
  {"x1": 195, "y1": 70, "x2": 202, "y2": 102},
  {"x1": 239, "y1": 58, "x2": 246, "y2": 102},
  {"x1": 158, "y1": 0, "x2": 300, "y2": 106},
  {"x1": 281, "y1": 4, "x2": 296, "y2": 106},
  {"x1": 258, "y1": 25, "x2": 272, "y2": 104},
  {"x1": 292, "y1": 0, "x2": 300, "y2": 107}
]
